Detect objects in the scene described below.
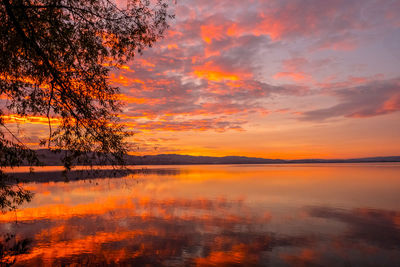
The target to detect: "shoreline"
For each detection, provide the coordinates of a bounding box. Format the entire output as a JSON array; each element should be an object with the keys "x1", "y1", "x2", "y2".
[{"x1": 3, "y1": 162, "x2": 400, "y2": 184}]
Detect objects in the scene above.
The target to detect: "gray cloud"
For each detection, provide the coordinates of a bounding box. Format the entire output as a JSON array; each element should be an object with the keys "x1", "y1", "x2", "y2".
[{"x1": 301, "y1": 78, "x2": 400, "y2": 121}]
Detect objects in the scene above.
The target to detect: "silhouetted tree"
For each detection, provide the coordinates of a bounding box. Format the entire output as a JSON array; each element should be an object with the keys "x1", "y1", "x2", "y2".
[
  {"x1": 0, "y1": 233, "x2": 32, "y2": 266},
  {"x1": 0, "y1": 0, "x2": 173, "y2": 210}
]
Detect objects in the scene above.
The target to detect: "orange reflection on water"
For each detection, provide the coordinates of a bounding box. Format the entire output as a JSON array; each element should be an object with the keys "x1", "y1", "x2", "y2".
[
  {"x1": 1, "y1": 164, "x2": 400, "y2": 266},
  {"x1": 18, "y1": 230, "x2": 157, "y2": 263}
]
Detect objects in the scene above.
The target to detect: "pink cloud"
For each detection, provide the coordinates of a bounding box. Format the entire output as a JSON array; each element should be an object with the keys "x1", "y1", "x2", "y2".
[
  {"x1": 124, "y1": 117, "x2": 246, "y2": 132},
  {"x1": 301, "y1": 77, "x2": 400, "y2": 121},
  {"x1": 273, "y1": 57, "x2": 317, "y2": 83},
  {"x1": 104, "y1": 0, "x2": 400, "y2": 131},
  {"x1": 273, "y1": 72, "x2": 311, "y2": 82}
]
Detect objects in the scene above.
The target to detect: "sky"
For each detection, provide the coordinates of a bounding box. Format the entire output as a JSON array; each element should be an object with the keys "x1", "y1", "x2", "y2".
[{"x1": 5, "y1": 0, "x2": 400, "y2": 159}]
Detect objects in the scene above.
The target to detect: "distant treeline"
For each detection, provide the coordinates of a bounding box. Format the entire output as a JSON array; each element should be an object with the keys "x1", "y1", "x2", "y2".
[{"x1": 30, "y1": 149, "x2": 400, "y2": 166}]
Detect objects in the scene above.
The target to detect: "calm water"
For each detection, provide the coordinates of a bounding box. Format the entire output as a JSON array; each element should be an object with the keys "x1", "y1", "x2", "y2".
[{"x1": 1, "y1": 164, "x2": 400, "y2": 266}]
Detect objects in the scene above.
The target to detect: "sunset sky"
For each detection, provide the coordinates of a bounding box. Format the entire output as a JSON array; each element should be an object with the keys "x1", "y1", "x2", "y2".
[{"x1": 5, "y1": 0, "x2": 400, "y2": 159}]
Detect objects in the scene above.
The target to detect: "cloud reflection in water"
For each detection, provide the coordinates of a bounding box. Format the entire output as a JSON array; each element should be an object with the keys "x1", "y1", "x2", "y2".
[{"x1": 0, "y1": 165, "x2": 399, "y2": 266}]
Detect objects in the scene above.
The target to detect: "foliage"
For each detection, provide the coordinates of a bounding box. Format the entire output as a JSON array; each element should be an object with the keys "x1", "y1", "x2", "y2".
[
  {"x1": 0, "y1": 0, "x2": 172, "y2": 210},
  {"x1": 0, "y1": 233, "x2": 31, "y2": 266},
  {"x1": 0, "y1": 0, "x2": 172, "y2": 167}
]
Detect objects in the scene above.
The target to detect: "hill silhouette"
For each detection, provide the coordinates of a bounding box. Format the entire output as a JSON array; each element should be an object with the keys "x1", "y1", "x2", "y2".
[{"x1": 32, "y1": 149, "x2": 400, "y2": 166}]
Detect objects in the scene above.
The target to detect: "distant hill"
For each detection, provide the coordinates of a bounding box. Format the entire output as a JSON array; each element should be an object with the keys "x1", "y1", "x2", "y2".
[{"x1": 31, "y1": 149, "x2": 400, "y2": 166}]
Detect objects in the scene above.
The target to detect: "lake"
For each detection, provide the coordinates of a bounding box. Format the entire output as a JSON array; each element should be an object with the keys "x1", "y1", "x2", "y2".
[{"x1": 1, "y1": 164, "x2": 400, "y2": 266}]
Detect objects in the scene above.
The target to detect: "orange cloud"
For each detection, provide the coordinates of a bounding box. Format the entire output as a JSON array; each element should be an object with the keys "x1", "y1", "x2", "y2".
[
  {"x1": 201, "y1": 24, "x2": 226, "y2": 44},
  {"x1": 109, "y1": 73, "x2": 141, "y2": 87},
  {"x1": 1, "y1": 114, "x2": 62, "y2": 126},
  {"x1": 192, "y1": 62, "x2": 250, "y2": 82},
  {"x1": 194, "y1": 69, "x2": 239, "y2": 82},
  {"x1": 116, "y1": 94, "x2": 159, "y2": 105}
]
